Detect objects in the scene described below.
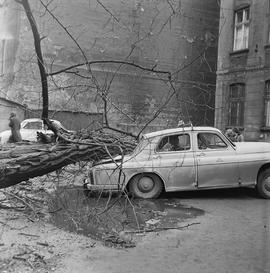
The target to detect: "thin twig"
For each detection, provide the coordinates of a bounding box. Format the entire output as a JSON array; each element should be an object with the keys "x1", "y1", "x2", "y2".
[
  {"x1": 18, "y1": 232, "x2": 40, "y2": 238},
  {"x1": 3, "y1": 192, "x2": 38, "y2": 217},
  {"x1": 126, "y1": 222, "x2": 200, "y2": 233}
]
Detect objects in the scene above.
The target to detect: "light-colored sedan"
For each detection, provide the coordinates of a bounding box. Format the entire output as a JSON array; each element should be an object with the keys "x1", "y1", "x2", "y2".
[
  {"x1": 0, "y1": 118, "x2": 63, "y2": 144},
  {"x1": 84, "y1": 126, "x2": 270, "y2": 199}
]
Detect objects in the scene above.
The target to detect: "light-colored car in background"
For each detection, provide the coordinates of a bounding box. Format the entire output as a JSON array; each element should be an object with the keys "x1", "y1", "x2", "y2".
[
  {"x1": 0, "y1": 118, "x2": 64, "y2": 144},
  {"x1": 84, "y1": 126, "x2": 270, "y2": 199}
]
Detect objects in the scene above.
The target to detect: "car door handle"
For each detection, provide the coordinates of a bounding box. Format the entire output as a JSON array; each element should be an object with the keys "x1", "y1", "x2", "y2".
[
  {"x1": 216, "y1": 158, "x2": 223, "y2": 163},
  {"x1": 197, "y1": 152, "x2": 206, "y2": 157}
]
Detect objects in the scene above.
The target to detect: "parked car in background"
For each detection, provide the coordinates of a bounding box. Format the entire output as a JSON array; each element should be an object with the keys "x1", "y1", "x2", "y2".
[
  {"x1": 0, "y1": 118, "x2": 65, "y2": 144},
  {"x1": 84, "y1": 126, "x2": 270, "y2": 199}
]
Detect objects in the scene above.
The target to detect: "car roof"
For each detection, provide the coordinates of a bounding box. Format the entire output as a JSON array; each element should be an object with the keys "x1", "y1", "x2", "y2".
[
  {"x1": 143, "y1": 126, "x2": 221, "y2": 139},
  {"x1": 22, "y1": 118, "x2": 43, "y2": 122},
  {"x1": 21, "y1": 118, "x2": 60, "y2": 124}
]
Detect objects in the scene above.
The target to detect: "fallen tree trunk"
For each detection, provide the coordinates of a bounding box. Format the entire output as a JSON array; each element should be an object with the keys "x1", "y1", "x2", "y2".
[{"x1": 0, "y1": 128, "x2": 137, "y2": 189}]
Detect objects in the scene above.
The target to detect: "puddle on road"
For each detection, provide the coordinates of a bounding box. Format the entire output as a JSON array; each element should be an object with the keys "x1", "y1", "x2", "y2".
[
  {"x1": 47, "y1": 187, "x2": 204, "y2": 240},
  {"x1": 131, "y1": 199, "x2": 204, "y2": 229}
]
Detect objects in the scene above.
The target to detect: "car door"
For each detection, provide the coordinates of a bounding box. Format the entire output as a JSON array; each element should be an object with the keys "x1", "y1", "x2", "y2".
[
  {"x1": 153, "y1": 133, "x2": 197, "y2": 191},
  {"x1": 195, "y1": 132, "x2": 239, "y2": 188}
]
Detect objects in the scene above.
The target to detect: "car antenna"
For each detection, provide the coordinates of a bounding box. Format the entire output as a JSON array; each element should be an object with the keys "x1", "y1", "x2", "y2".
[
  {"x1": 180, "y1": 120, "x2": 193, "y2": 130},
  {"x1": 177, "y1": 120, "x2": 184, "y2": 127}
]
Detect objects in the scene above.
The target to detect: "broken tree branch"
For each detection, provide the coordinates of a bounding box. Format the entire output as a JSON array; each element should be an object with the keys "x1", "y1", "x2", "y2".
[
  {"x1": 0, "y1": 128, "x2": 136, "y2": 189},
  {"x1": 47, "y1": 60, "x2": 172, "y2": 78}
]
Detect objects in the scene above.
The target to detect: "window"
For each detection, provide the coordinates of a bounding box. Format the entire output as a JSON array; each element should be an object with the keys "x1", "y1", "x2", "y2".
[
  {"x1": 0, "y1": 40, "x2": 5, "y2": 75},
  {"x1": 22, "y1": 121, "x2": 43, "y2": 130},
  {"x1": 228, "y1": 84, "x2": 245, "y2": 126},
  {"x1": 0, "y1": 1, "x2": 9, "y2": 75},
  {"x1": 157, "y1": 134, "x2": 190, "y2": 152},
  {"x1": 233, "y1": 7, "x2": 250, "y2": 51},
  {"x1": 197, "y1": 133, "x2": 227, "y2": 150},
  {"x1": 268, "y1": 0, "x2": 270, "y2": 44},
  {"x1": 265, "y1": 80, "x2": 270, "y2": 127}
]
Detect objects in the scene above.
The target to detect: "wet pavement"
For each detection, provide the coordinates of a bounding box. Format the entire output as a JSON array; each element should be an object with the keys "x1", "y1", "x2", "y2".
[
  {"x1": 47, "y1": 187, "x2": 204, "y2": 240},
  {"x1": 51, "y1": 186, "x2": 270, "y2": 273}
]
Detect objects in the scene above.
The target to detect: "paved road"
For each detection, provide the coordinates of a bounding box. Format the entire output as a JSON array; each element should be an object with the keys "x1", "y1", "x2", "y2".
[{"x1": 60, "y1": 188, "x2": 270, "y2": 273}]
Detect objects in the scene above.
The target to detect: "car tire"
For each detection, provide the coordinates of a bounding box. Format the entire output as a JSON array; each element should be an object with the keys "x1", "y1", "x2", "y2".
[
  {"x1": 129, "y1": 173, "x2": 163, "y2": 199},
  {"x1": 257, "y1": 169, "x2": 270, "y2": 199}
]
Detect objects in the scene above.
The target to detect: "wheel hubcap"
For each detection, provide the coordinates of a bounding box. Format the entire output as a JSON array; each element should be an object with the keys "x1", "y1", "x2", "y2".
[
  {"x1": 137, "y1": 176, "x2": 154, "y2": 193},
  {"x1": 263, "y1": 177, "x2": 270, "y2": 193}
]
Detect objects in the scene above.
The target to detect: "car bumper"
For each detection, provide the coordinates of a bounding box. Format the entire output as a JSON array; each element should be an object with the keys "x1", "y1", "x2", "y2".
[{"x1": 83, "y1": 181, "x2": 120, "y2": 192}]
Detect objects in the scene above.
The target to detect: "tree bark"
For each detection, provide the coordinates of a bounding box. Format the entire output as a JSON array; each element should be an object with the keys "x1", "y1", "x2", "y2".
[
  {"x1": 19, "y1": 0, "x2": 49, "y2": 119},
  {"x1": 0, "y1": 129, "x2": 136, "y2": 189}
]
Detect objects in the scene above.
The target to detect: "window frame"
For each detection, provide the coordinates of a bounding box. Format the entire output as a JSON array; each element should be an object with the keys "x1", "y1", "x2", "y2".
[
  {"x1": 197, "y1": 132, "x2": 228, "y2": 151},
  {"x1": 228, "y1": 83, "x2": 245, "y2": 127},
  {"x1": 22, "y1": 121, "x2": 43, "y2": 130},
  {"x1": 264, "y1": 80, "x2": 270, "y2": 127},
  {"x1": 268, "y1": 1, "x2": 270, "y2": 44},
  {"x1": 233, "y1": 7, "x2": 250, "y2": 51},
  {"x1": 156, "y1": 133, "x2": 191, "y2": 153},
  {"x1": 0, "y1": 39, "x2": 6, "y2": 75}
]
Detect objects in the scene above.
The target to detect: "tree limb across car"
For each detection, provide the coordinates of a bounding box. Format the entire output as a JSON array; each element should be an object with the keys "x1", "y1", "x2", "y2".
[{"x1": 0, "y1": 123, "x2": 136, "y2": 189}]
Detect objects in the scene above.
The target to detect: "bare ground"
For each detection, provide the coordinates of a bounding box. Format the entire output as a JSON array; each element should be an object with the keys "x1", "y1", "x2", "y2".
[
  {"x1": 0, "y1": 169, "x2": 202, "y2": 273},
  {"x1": 0, "y1": 199, "x2": 204, "y2": 273},
  {"x1": 1, "y1": 171, "x2": 270, "y2": 273}
]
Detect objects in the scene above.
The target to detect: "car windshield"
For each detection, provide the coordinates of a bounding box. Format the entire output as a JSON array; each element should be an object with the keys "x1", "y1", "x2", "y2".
[
  {"x1": 21, "y1": 119, "x2": 69, "y2": 131},
  {"x1": 22, "y1": 121, "x2": 43, "y2": 129}
]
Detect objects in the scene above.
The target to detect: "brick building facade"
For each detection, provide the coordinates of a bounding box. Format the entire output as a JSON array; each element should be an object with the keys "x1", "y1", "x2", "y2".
[
  {"x1": 215, "y1": 0, "x2": 270, "y2": 140},
  {"x1": 1, "y1": 0, "x2": 219, "y2": 134}
]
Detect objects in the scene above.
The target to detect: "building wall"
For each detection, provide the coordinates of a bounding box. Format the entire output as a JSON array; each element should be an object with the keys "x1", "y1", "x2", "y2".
[
  {"x1": 0, "y1": 1, "x2": 20, "y2": 90},
  {"x1": 0, "y1": 97, "x2": 103, "y2": 132},
  {"x1": 215, "y1": 0, "x2": 270, "y2": 140},
  {"x1": 2, "y1": 0, "x2": 219, "y2": 134},
  {"x1": 25, "y1": 109, "x2": 103, "y2": 131}
]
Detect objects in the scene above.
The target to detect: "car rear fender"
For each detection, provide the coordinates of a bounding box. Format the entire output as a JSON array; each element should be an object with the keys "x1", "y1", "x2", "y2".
[
  {"x1": 126, "y1": 171, "x2": 166, "y2": 191},
  {"x1": 257, "y1": 163, "x2": 270, "y2": 183}
]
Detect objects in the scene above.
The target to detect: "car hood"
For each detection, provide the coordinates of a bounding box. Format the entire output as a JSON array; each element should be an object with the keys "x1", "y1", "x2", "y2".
[
  {"x1": 94, "y1": 155, "x2": 124, "y2": 165},
  {"x1": 235, "y1": 142, "x2": 270, "y2": 153}
]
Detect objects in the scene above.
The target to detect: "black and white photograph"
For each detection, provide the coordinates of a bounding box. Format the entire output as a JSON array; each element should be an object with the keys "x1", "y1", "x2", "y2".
[{"x1": 0, "y1": 0, "x2": 269, "y2": 272}]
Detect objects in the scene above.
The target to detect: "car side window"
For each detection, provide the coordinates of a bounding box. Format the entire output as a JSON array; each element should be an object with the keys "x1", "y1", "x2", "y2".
[
  {"x1": 197, "y1": 133, "x2": 227, "y2": 150},
  {"x1": 157, "y1": 134, "x2": 190, "y2": 152}
]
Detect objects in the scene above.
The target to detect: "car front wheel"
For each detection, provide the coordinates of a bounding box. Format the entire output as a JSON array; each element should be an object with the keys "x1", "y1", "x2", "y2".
[
  {"x1": 257, "y1": 169, "x2": 270, "y2": 199},
  {"x1": 129, "y1": 173, "x2": 163, "y2": 199}
]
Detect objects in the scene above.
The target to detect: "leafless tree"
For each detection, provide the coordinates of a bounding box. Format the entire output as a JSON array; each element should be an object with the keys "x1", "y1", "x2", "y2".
[
  {"x1": 0, "y1": 0, "x2": 218, "y2": 249},
  {"x1": 10, "y1": 0, "x2": 217, "y2": 135}
]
